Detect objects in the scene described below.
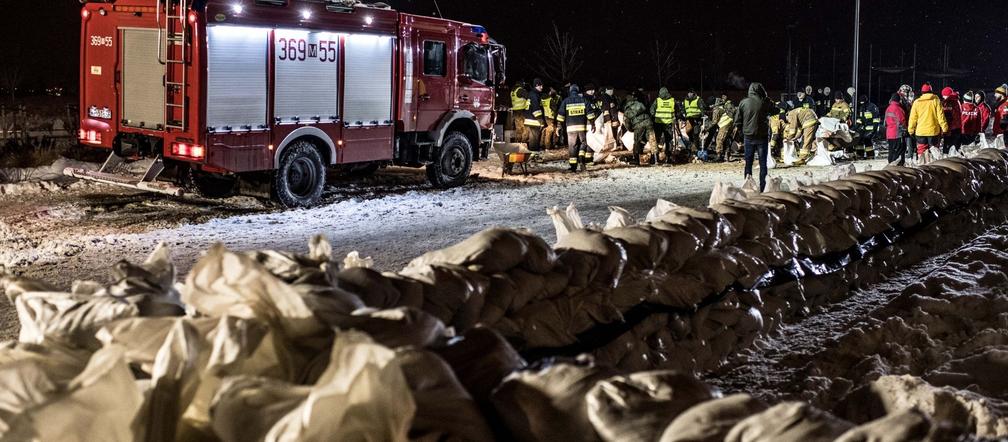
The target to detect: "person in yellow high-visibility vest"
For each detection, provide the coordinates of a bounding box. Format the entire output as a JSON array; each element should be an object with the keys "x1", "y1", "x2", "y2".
[
  {"x1": 540, "y1": 86, "x2": 561, "y2": 149},
  {"x1": 510, "y1": 81, "x2": 530, "y2": 143},
  {"x1": 682, "y1": 90, "x2": 705, "y2": 156},
  {"x1": 650, "y1": 87, "x2": 679, "y2": 164},
  {"x1": 784, "y1": 106, "x2": 820, "y2": 164}
]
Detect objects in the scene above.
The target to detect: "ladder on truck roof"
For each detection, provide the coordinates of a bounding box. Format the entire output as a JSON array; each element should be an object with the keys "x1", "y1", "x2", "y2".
[{"x1": 158, "y1": 0, "x2": 189, "y2": 131}]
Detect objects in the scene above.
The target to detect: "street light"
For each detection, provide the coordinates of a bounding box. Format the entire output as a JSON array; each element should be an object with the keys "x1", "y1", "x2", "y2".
[{"x1": 852, "y1": 0, "x2": 861, "y2": 124}]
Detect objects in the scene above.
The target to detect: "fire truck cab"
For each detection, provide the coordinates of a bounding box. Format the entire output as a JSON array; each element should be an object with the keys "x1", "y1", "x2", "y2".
[{"x1": 72, "y1": 0, "x2": 506, "y2": 207}]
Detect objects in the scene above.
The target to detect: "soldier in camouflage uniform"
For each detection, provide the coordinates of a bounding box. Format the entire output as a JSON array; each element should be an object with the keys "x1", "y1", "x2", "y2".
[
  {"x1": 622, "y1": 92, "x2": 654, "y2": 166},
  {"x1": 711, "y1": 97, "x2": 737, "y2": 162}
]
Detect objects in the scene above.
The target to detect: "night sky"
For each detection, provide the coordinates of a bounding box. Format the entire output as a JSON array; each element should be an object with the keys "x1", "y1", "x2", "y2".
[{"x1": 7, "y1": 0, "x2": 1006, "y2": 101}]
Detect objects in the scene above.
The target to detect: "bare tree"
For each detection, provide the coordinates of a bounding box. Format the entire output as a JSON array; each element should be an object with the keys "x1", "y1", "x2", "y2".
[
  {"x1": 532, "y1": 22, "x2": 584, "y2": 85},
  {"x1": 651, "y1": 39, "x2": 680, "y2": 89},
  {"x1": 1, "y1": 63, "x2": 24, "y2": 102}
]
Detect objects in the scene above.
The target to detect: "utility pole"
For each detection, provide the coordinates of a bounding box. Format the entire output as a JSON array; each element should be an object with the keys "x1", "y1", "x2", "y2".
[{"x1": 852, "y1": 0, "x2": 861, "y2": 125}]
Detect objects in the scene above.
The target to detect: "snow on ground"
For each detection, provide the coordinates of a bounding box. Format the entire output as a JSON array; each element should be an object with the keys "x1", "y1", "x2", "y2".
[{"x1": 0, "y1": 155, "x2": 885, "y2": 339}]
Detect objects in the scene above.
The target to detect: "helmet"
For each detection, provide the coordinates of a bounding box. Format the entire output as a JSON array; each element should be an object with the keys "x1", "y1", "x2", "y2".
[
  {"x1": 963, "y1": 91, "x2": 975, "y2": 103},
  {"x1": 584, "y1": 83, "x2": 597, "y2": 92},
  {"x1": 941, "y1": 87, "x2": 954, "y2": 98},
  {"x1": 847, "y1": 86, "x2": 856, "y2": 97},
  {"x1": 569, "y1": 84, "x2": 580, "y2": 95}
]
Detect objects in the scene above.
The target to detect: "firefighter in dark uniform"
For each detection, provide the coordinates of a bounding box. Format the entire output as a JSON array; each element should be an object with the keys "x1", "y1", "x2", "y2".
[
  {"x1": 510, "y1": 81, "x2": 529, "y2": 143},
  {"x1": 584, "y1": 83, "x2": 602, "y2": 130},
  {"x1": 557, "y1": 84, "x2": 597, "y2": 172},
  {"x1": 541, "y1": 87, "x2": 561, "y2": 149},
  {"x1": 525, "y1": 79, "x2": 546, "y2": 151},
  {"x1": 855, "y1": 95, "x2": 881, "y2": 159},
  {"x1": 600, "y1": 86, "x2": 623, "y2": 148},
  {"x1": 682, "y1": 89, "x2": 705, "y2": 156}
]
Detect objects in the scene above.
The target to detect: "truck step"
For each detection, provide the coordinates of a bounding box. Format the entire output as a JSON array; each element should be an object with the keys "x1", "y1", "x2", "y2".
[{"x1": 64, "y1": 168, "x2": 185, "y2": 197}]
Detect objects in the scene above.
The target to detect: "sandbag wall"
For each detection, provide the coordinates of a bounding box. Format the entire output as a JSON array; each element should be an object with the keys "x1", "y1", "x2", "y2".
[
  {"x1": 2, "y1": 149, "x2": 1008, "y2": 440},
  {"x1": 374, "y1": 148, "x2": 1008, "y2": 373}
]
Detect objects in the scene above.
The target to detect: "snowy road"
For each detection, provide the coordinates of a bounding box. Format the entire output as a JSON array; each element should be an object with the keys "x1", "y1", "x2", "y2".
[{"x1": 0, "y1": 155, "x2": 886, "y2": 339}]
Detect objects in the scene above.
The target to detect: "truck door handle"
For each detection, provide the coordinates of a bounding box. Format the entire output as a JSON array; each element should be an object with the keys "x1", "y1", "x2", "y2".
[
  {"x1": 460, "y1": 95, "x2": 470, "y2": 102},
  {"x1": 420, "y1": 94, "x2": 431, "y2": 101}
]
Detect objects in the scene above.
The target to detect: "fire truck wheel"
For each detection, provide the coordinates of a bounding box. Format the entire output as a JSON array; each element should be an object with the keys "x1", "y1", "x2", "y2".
[
  {"x1": 427, "y1": 132, "x2": 473, "y2": 189},
  {"x1": 273, "y1": 141, "x2": 326, "y2": 208}
]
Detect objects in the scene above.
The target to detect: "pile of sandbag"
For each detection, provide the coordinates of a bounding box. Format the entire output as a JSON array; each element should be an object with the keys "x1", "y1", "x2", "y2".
[{"x1": 393, "y1": 149, "x2": 1008, "y2": 374}]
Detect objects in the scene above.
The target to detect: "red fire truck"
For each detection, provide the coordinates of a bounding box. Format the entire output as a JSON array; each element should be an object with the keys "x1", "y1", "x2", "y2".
[{"x1": 70, "y1": 0, "x2": 506, "y2": 207}]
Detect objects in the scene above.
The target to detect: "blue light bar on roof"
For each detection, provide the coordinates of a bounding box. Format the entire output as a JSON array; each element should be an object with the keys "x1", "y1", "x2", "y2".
[{"x1": 470, "y1": 25, "x2": 486, "y2": 35}]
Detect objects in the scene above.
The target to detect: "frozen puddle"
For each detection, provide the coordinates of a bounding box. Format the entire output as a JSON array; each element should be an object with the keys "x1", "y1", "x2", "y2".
[{"x1": 710, "y1": 224, "x2": 1008, "y2": 437}]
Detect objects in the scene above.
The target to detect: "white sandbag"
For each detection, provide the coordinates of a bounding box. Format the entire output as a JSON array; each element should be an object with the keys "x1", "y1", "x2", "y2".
[
  {"x1": 782, "y1": 140, "x2": 798, "y2": 166},
  {"x1": 807, "y1": 140, "x2": 835, "y2": 166},
  {"x1": 621, "y1": 130, "x2": 636, "y2": 151},
  {"x1": 548, "y1": 203, "x2": 585, "y2": 244},
  {"x1": 766, "y1": 177, "x2": 784, "y2": 193},
  {"x1": 708, "y1": 182, "x2": 748, "y2": 207},
  {"x1": 646, "y1": 199, "x2": 679, "y2": 222},
  {"x1": 980, "y1": 133, "x2": 991, "y2": 149},
  {"x1": 343, "y1": 251, "x2": 374, "y2": 269},
  {"x1": 4, "y1": 345, "x2": 145, "y2": 442},
  {"x1": 605, "y1": 206, "x2": 636, "y2": 230},
  {"x1": 264, "y1": 331, "x2": 415, "y2": 441},
  {"x1": 182, "y1": 244, "x2": 330, "y2": 339},
  {"x1": 947, "y1": 146, "x2": 963, "y2": 158},
  {"x1": 741, "y1": 177, "x2": 760, "y2": 197},
  {"x1": 827, "y1": 163, "x2": 856, "y2": 182},
  {"x1": 587, "y1": 115, "x2": 620, "y2": 163},
  {"x1": 765, "y1": 153, "x2": 776, "y2": 169}
]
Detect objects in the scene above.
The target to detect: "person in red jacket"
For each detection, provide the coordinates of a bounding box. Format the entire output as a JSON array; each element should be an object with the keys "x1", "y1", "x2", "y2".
[
  {"x1": 994, "y1": 87, "x2": 1008, "y2": 147},
  {"x1": 977, "y1": 91, "x2": 992, "y2": 136},
  {"x1": 941, "y1": 87, "x2": 962, "y2": 154},
  {"x1": 960, "y1": 90, "x2": 982, "y2": 145},
  {"x1": 885, "y1": 93, "x2": 908, "y2": 164}
]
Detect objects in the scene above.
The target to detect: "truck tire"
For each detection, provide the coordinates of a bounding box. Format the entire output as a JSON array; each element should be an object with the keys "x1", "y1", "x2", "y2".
[
  {"x1": 426, "y1": 131, "x2": 473, "y2": 189},
  {"x1": 273, "y1": 140, "x2": 326, "y2": 208}
]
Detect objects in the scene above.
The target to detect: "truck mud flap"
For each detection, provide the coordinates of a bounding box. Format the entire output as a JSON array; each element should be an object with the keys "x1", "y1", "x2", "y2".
[{"x1": 63, "y1": 153, "x2": 185, "y2": 197}]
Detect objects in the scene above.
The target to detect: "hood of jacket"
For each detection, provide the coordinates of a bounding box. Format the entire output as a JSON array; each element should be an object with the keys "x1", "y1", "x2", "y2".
[
  {"x1": 748, "y1": 82, "x2": 767, "y2": 99},
  {"x1": 658, "y1": 87, "x2": 672, "y2": 99},
  {"x1": 917, "y1": 92, "x2": 940, "y2": 103},
  {"x1": 569, "y1": 84, "x2": 580, "y2": 95}
]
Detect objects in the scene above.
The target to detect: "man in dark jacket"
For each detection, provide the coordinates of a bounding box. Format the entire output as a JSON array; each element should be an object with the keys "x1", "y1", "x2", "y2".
[
  {"x1": 557, "y1": 84, "x2": 598, "y2": 172},
  {"x1": 733, "y1": 82, "x2": 772, "y2": 192},
  {"x1": 524, "y1": 79, "x2": 546, "y2": 151},
  {"x1": 600, "y1": 86, "x2": 623, "y2": 148},
  {"x1": 623, "y1": 92, "x2": 653, "y2": 165}
]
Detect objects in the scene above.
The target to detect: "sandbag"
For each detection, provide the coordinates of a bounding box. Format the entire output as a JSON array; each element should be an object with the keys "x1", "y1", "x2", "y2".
[
  {"x1": 432, "y1": 326, "x2": 526, "y2": 404},
  {"x1": 604, "y1": 225, "x2": 670, "y2": 271},
  {"x1": 210, "y1": 376, "x2": 311, "y2": 442},
  {"x1": 604, "y1": 206, "x2": 636, "y2": 230},
  {"x1": 334, "y1": 267, "x2": 402, "y2": 309},
  {"x1": 2, "y1": 345, "x2": 145, "y2": 442},
  {"x1": 549, "y1": 204, "x2": 586, "y2": 244},
  {"x1": 400, "y1": 264, "x2": 489, "y2": 332},
  {"x1": 834, "y1": 409, "x2": 937, "y2": 442},
  {"x1": 405, "y1": 228, "x2": 555, "y2": 275},
  {"x1": 396, "y1": 349, "x2": 495, "y2": 441},
  {"x1": 807, "y1": 140, "x2": 835, "y2": 166},
  {"x1": 724, "y1": 401, "x2": 854, "y2": 442},
  {"x1": 709, "y1": 182, "x2": 748, "y2": 207},
  {"x1": 646, "y1": 199, "x2": 679, "y2": 222},
  {"x1": 659, "y1": 394, "x2": 768, "y2": 442},
  {"x1": 555, "y1": 229, "x2": 628, "y2": 289},
  {"x1": 492, "y1": 359, "x2": 619, "y2": 442},
  {"x1": 586, "y1": 370, "x2": 720, "y2": 442},
  {"x1": 261, "y1": 331, "x2": 415, "y2": 441}
]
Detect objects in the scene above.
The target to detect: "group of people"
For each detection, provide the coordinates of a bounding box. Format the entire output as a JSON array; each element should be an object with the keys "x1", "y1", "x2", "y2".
[
  {"x1": 508, "y1": 79, "x2": 1008, "y2": 184},
  {"x1": 886, "y1": 83, "x2": 1008, "y2": 165},
  {"x1": 509, "y1": 80, "x2": 710, "y2": 172}
]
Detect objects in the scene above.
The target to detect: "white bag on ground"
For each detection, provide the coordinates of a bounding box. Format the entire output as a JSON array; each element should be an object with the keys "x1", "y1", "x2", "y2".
[
  {"x1": 548, "y1": 203, "x2": 585, "y2": 244},
  {"x1": 827, "y1": 163, "x2": 856, "y2": 182},
  {"x1": 263, "y1": 331, "x2": 415, "y2": 441},
  {"x1": 605, "y1": 206, "x2": 636, "y2": 230},
  {"x1": 708, "y1": 182, "x2": 748, "y2": 207},
  {"x1": 741, "y1": 177, "x2": 760, "y2": 197},
  {"x1": 766, "y1": 177, "x2": 784, "y2": 193},
  {"x1": 765, "y1": 153, "x2": 776, "y2": 169},
  {"x1": 807, "y1": 140, "x2": 835, "y2": 166},
  {"x1": 646, "y1": 199, "x2": 679, "y2": 222},
  {"x1": 782, "y1": 140, "x2": 798, "y2": 166},
  {"x1": 343, "y1": 251, "x2": 374, "y2": 269}
]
